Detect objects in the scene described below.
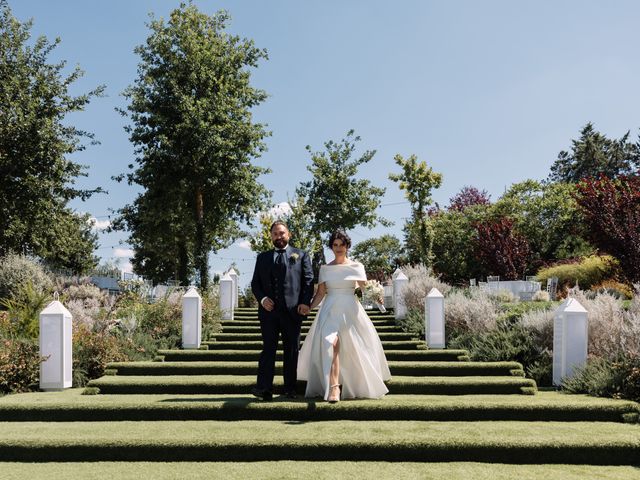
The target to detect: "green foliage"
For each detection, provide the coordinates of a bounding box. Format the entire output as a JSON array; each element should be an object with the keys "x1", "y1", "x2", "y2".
[
  {"x1": 450, "y1": 320, "x2": 540, "y2": 369},
  {"x1": 397, "y1": 307, "x2": 425, "y2": 336},
  {"x1": 389, "y1": 154, "x2": 443, "y2": 266},
  {"x1": 0, "y1": 2, "x2": 103, "y2": 273},
  {"x1": 536, "y1": 255, "x2": 619, "y2": 292},
  {"x1": 561, "y1": 355, "x2": 640, "y2": 402},
  {"x1": 526, "y1": 352, "x2": 552, "y2": 387},
  {"x1": 351, "y1": 235, "x2": 404, "y2": 280},
  {"x1": 297, "y1": 130, "x2": 389, "y2": 259},
  {"x1": 0, "y1": 253, "x2": 53, "y2": 301},
  {"x1": 72, "y1": 324, "x2": 127, "y2": 387},
  {"x1": 248, "y1": 213, "x2": 275, "y2": 253},
  {"x1": 431, "y1": 207, "x2": 485, "y2": 284},
  {"x1": 0, "y1": 281, "x2": 51, "y2": 339},
  {"x1": 114, "y1": 4, "x2": 270, "y2": 288},
  {"x1": 548, "y1": 122, "x2": 640, "y2": 183},
  {"x1": 0, "y1": 338, "x2": 42, "y2": 393},
  {"x1": 493, "y1": 180, "x2": 594, "y2": 266}
]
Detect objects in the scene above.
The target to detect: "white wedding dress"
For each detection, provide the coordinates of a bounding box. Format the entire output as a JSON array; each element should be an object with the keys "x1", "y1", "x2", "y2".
[{"x1": 297, "y1": 262, "x2": 391, "y2": 400}]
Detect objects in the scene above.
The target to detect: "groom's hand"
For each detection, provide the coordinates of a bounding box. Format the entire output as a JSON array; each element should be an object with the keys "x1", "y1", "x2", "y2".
[
  {"x1": 297, "y1": 304, "x2": 310, "y2": 316},
  {"x1": 261, "y1": 297, "x2": 275, "y2": 312}
]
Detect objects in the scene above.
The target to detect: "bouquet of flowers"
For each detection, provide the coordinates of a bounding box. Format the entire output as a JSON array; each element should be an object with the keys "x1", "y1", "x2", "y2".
[{"x1": 362, "y1": 280, "x2": 386, "y2": 312}]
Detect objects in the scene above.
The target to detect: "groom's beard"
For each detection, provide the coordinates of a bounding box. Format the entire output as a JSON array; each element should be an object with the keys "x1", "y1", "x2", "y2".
[{"x1": 273, "y1": 239, "x2": 288, "y2": 249}]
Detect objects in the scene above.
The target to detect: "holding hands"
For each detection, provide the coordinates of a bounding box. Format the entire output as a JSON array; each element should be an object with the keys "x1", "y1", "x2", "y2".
[{"x1": 297, "y1": 304, "x2": 311, "y2": 316}]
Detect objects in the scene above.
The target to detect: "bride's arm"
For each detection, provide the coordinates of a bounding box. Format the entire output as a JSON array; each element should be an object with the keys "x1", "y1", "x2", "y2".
[{"x1": 309, "y1": 283, "x2": 326, "y2": 310}]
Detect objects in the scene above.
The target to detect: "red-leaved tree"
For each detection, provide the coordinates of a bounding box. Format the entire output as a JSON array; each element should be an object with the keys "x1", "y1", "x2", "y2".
[
  {"x1": 574, "y1": 175, "x2": 640, "y2": 282},
  {"x1": 474, "y1": 217, "x2": 531, "y2": 280},
  {"x1": 448, "y1": 186, "x2": 491, "y2": 212}
]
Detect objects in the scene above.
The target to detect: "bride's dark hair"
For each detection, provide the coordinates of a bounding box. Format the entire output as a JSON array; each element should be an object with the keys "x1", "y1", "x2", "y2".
[{"x1": 328, "y1": 230, "x2": 351, "y2": 249}]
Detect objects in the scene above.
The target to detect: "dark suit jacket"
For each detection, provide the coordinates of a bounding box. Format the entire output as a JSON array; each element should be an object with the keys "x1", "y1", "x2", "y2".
[{"x1": 251, "y1": 246, "x2": 314, "y2": 320}]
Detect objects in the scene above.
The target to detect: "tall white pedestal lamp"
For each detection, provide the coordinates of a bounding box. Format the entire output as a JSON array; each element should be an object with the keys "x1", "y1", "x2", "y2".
[
  {"x1": 425, "y1": 288, "x2": 445, "y2": 348},
  {"x1": 220, "y1": 272, "x2": 234, "y2": 320},
  {"x1": 39, "y1": 298, "x2": 72, "y2": 391},
  {"x1": 182, "y1": 286, "x2": 202, "y2": 349},
  {"x1": 393, "y1": 271, "x2": 409, "y2": 320},
  {"x1": 553, "y1": 298, "x2": 588, "y2": 386}
]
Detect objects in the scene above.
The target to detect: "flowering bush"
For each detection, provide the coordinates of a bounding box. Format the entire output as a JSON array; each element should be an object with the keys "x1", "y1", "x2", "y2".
[
  {"x1": 536, "y1": 255, "x2": 619, "y2": 294},
  {"x1": 0, "y1": 253, "x2": 52, "y2": 300},
  {"x1": 532, "y1": 290, "x2": 550, "y2": 302},
  {"x1": 73, "y1": 324, "x2": 127, "y2": 386},
  {"x1": 401, "y1": 264, "x2": 452, "y2": 313},
  {"x1": 0, "y1": 338, "x2": 44, "y2": 393},
  {"x1": 444, "y1": 288, "x2": 498, "y2": 336}
]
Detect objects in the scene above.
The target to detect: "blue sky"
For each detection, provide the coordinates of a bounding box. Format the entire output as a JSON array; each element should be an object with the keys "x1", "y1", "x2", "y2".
[{"x1": 9, "y1": 1, "x2": 640, "y2": 285}]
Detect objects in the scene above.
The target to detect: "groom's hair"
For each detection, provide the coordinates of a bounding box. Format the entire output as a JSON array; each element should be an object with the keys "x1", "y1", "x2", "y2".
[
  {"x1": 270, "y1": 220, "x2": 289, "y2": 232},
  {"x1": 328, "y1": 230, "x2": 351, "y2": 249}
]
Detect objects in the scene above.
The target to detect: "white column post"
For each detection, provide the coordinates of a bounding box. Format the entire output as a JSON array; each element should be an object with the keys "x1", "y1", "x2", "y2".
[
  {"x1": 393, "y1": 271, "x2": 409, "y2": 320},
  {"x1": 553, "y1": 298, "x2": 588, "y2": 386},
  {"x1": 227, "y1": 268, "x2": 239, "y2": 308},
  {"x1": 219, "y1": 272, "x2": 234, "y2": 320},
  {"x1": 182, "y1": 286, "x2": 202, "y2": 349},
  {"x1": 391, "y1": 268, "x2": 403, "y2": 310},
  {"x1": 39, "y1": 298, "x2": 72, "y2": 391},
  {"x1": 425, "y1": 288, "x2": 445, "y2": 348}
]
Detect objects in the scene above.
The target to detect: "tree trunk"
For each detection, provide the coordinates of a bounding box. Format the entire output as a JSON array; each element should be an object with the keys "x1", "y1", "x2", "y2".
[{"x1": 194, "y1": 186, "x2": 208, "y2": 290}]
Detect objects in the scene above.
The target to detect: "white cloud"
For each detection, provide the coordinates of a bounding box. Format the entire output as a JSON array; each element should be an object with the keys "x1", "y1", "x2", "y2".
[
  {"x1": 236, "y1": 239, "x2": 252, "y2": 250},
  {"x1": 268, "y1": 202, "x2": 292, "y2": 218},
  {"x1": 120, "y1": 261, "x2": 134, "y2": 273},
  {"x1": 88, "y1": 217, "x2": 111, "y2": 231},
  {"x1": 113, "y1": 248, "x2": 135, "y2": 258}
]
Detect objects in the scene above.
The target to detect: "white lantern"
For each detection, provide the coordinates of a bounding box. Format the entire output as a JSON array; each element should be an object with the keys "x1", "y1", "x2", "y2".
[
  {"x1": 425, "y1": 288, "x2": 445, "y2": 348},
  {"x1": 392, "y1": 268, "x2": 403, "y2": 280},
  {"x1": 553, "y1": 298, "x2": 588, "y2": 386},
  {"x1": 219, "y1": 272, "x2": 234, "y2": 320},
  {"x1": 39, "y1": 299, "x2": 72, "y2": 391},
  {"x1": 227, "y1": 268, "x2": 239, "y2": 308},
  {"x1": 182, "y1": 287, "x2": 202, "y2": 349},
  {"x1": 393, "y1": 271, "x2": 409, "y2": 320}
]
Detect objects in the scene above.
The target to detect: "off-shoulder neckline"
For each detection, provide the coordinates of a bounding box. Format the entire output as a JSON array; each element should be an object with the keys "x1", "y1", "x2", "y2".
[{"x1": 323, "y1": 262, "x2": 361, "y2": 267}]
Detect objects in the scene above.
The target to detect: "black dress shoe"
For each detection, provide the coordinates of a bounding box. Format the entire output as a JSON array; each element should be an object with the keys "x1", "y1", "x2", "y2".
[{"x1": 251, "y1": 387, "x2": 273, "y2": 401}]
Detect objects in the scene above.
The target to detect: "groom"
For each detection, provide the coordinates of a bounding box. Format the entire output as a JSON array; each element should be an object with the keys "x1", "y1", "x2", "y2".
[{"x1": 251, "y1": 220, "x2": 314, "y2": 400}]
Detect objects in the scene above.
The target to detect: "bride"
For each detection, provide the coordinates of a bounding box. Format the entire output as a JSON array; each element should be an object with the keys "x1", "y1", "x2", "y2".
[{"x1": 297, "y1": 230, "x2": 391, "y2": 402}]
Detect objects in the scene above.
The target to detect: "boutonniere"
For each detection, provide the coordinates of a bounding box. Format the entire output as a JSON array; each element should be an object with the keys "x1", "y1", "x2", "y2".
[{"x1": 289, "y1": 253, "x2": 300, "y2": 264}]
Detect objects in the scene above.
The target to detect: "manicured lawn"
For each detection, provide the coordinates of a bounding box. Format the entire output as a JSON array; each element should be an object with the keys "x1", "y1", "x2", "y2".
[{"x1": 1, "y1": 462, "x2": 639, "y2": 480}]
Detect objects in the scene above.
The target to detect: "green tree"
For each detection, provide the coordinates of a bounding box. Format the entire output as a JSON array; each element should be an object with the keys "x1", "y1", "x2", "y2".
[
  {"x1": 493, "y1": 180, "x2": 594, "y2": 267},
  {"x1": 351, "y1": 235, "x2": 404, "y2": 281},
  {"x1": 296, "y1": 130, "x2": 389, "y2": 268},
  {"x1": 0, "y1": 1, "x2": 103, "y2": 273},
  {"x1": 431, "y1": 206, "x2": 487, "y2": 284},
  {"x1": 248, "y1": 196, "x2": 321, "y2": 256},
  {"x1": 389, "y1": 154, "x2": 443, "y2": 266},
  {"x1": 548, "y1": 123, "x2": 640, "y2": 183},
  {"x1": 114, "y1": 4, "x2": 270, "y2": 288}
]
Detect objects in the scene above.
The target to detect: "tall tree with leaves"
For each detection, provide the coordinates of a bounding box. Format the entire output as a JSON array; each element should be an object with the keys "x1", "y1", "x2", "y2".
[
  {"x1": 574, "y1": 175, "x2": 640, "y2": 283},
  {"x1": 114, "y1": 4, "x2": 270, "y2": 288},
  {"x1": 296, "y1": 130, "x2": 389, "y2": 269},
  {"x1": 0, "y1": 1, "x2": 103, "y2": 273},
  {"x1": 351, "y1": 234, "x2": 404, "y2": 281},
  {"x1": 548, "y1": 123, "x2": 640, "y2": 183},
  {"x1": 389, "y1": 154, "x2": 443, "y2": 266}
]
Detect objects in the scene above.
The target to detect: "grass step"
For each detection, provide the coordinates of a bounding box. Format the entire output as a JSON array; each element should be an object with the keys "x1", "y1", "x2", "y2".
[
  {"x1": 220, "y1": 325, "x2": 401, "y2": 333},
  {"x1": 107, "y1": 361, "x2": 524, "y2": 377},
  {"x1": 3, "y1": 462, "x2": 640, "y2": 480},
  {"x1": 206, "y1": 332, "x2": 418, "y2": 342},
  {"x1": 204, "y1": 340, "x2": 426, "y2": 350},
  {"x1": 223, "y1": 320, "x2": 398, "y2": 328},
  {"x1": 0, "y1": 420, "x2": 637, "y2": 463},
  {"x1": 157, "y1": 349, "x2": 470, "y2": 362},
  {"x1": 1, "y1": 391, "x2": 636, "y2": 423},
  {"x1": 87, "y1": 375, "x2": 537, "y2": 395}
]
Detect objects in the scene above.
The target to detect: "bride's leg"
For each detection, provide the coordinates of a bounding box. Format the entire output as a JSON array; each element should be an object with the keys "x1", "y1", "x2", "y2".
[{"x1": 328, "y1": 337, "x2": 340, "y2": 401}]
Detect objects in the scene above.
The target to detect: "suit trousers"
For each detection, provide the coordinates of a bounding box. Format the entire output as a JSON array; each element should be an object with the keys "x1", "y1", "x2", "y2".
[{"x1": 257, "y1": 308, "x2": 301, "y2": 393}]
